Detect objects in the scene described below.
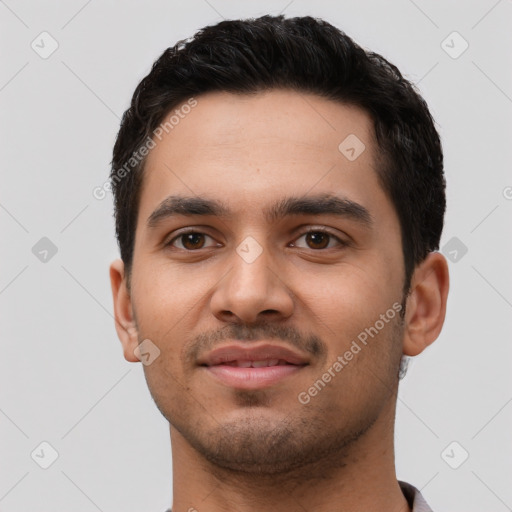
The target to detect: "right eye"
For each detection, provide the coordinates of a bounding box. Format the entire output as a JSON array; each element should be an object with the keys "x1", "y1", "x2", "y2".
[{"x1": 166, "y1": 231, "x2": 220, "y2": 251}]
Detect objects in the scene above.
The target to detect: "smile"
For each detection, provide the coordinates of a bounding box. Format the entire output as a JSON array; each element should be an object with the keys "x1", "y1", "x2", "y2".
[{"x1": 198, "y1": 342, "x2": 310, "y2": 390}]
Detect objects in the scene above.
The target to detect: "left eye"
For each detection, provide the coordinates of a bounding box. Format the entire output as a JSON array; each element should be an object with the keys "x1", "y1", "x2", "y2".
[{"x1": 291, "y1": 230, "x2": 345, "y2": 250}]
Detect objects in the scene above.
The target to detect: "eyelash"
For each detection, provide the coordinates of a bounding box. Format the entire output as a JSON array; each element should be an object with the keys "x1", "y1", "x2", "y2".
[{"x1": 165, "y1": 227, "x2": 348, "y2": 251}]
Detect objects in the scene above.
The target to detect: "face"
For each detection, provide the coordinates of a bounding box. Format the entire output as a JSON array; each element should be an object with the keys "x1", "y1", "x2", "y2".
[{"x1": 117, "y1": 89, "x2": 409, "y2": 474}]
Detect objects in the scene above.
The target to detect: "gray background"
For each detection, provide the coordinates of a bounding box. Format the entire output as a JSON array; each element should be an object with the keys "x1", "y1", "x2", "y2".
[{"x1": 1, "y1": 0, "x2": 511, "y2": 510}]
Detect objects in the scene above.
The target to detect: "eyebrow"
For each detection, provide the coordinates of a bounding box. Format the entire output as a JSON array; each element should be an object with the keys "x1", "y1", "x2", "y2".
[{"x1": 146, "y1": 193, "x2": 373, "y2": 229}]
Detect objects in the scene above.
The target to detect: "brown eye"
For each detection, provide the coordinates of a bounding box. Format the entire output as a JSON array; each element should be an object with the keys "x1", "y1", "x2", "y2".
[
  {"x1": 292, "y1": 229, "x2": 346, "y2": 250},
  {"x1": 181, "y1": 233, "x2": 206, "y2": 250},
  {"x1": 305, "y1": 232, "x2": 330, "y2": 249},
  {"x1": 167, "y1": 232, "x2": 218, "y2": 250}
]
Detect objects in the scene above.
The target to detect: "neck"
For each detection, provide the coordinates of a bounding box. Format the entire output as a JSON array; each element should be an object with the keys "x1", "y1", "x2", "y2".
[{"x1": 168, "y1": 399, "x2": 410, "y2": 512}]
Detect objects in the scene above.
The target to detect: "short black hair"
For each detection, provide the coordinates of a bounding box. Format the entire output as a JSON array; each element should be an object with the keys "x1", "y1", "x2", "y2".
[{"x1": 111, "y1": 14, "x2": 445, "y2": 293}]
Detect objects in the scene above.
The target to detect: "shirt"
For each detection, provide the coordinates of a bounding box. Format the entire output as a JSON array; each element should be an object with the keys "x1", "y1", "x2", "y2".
[
  {"x1": 164, "y1": 480, "x2": 433, "y2": 511},
  {"x1": 399, "y1": 480, "x2": 433, "y2": 512}
]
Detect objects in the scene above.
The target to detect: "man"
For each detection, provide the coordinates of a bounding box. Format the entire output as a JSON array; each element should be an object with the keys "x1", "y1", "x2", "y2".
[{"x1": 109, "y1": 14, "x2": 449, "y2": 512}]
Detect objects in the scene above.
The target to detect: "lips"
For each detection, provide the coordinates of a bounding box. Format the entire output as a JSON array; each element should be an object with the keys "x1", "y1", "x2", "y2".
[
  {"x1": 222, "y1": 359, "x2": 292, "y2": 368},
  {"x1": 198, "y1": 343, "x2": 309, "y2": 390},
  {"x1": 198, "y1": 343, "x2": 309, "y2": 367}
]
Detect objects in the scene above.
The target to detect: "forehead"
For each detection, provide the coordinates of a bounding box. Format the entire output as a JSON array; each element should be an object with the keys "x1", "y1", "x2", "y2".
[{"x1": 137, "y1": 89, "x2": 391, "y2": 229}]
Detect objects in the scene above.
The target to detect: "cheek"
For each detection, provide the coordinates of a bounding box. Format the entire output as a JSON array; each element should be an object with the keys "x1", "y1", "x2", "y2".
[
  {"x1": 129, "y1": 277, "x2": 184, "y2": 375},
  {"x1": 292, "y1": 262, "x2": 403, "y2": 370},
  {"x1": 132, "y1": 259, "x2": 204, "y2": 322},
  {"x1": 131, "y1": 261, "x2": 217, "y2": 371},
  {"x1": 296, "y1": 260, "x2": 400, "y2": 318}
]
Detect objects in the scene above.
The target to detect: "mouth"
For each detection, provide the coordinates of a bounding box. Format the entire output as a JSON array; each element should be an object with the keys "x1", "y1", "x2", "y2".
[
  {"x1": 198, "y1": 343, "x2": 309, "y2": 390},
  {"x1": 220, "y1": 359, "x2": 297, "y2": 367}
]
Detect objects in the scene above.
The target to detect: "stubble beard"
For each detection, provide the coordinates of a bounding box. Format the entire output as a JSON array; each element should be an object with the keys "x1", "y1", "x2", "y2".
[
  {"x1": 139, "y1": 301, "x2": 406, "y2": 480},
  {"x1": 168, "y1": 329, "x2": 403, "y2": 480}
]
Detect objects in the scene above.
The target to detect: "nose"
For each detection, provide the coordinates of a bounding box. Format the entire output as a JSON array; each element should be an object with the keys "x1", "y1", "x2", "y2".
[{"x1": 210, "y1": 240, "x2": 294, "y2": 325}]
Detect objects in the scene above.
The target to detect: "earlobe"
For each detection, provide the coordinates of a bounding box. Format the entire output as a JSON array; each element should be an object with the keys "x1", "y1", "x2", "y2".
[
  {"x1": 402, "y1": 252, "x2": 450, "y2": 357},
  {"x1": 109, "y1": 259, "x2": 140, "y2": 362}
]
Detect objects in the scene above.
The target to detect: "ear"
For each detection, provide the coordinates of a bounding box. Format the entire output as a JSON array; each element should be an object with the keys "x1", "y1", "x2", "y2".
[
  {"x1": 109, "y1": 259, "x2": 139, "y2": 362},
  {"x1": 402, "y1": 252, "x2": 450, "y2": 357}
]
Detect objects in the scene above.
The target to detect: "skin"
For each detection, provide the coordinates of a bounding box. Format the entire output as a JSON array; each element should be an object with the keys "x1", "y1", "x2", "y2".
[{"x1": 110, "y1": 89, "x2": 449, "y2": 512}]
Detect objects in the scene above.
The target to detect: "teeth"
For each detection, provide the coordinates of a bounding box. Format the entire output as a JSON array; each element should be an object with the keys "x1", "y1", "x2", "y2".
[{"x1": 225, "y1": 359, "x2": 292, "y2": 367}]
